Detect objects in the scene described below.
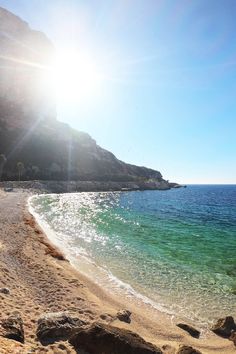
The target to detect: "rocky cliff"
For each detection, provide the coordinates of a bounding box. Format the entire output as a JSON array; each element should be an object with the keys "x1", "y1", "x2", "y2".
[
  {"x1": 0, "y1": 7, "x2": 55, "y2": 124},
  {"x1": 0, "y1": 7, "x2": 171, "y2": 188}
]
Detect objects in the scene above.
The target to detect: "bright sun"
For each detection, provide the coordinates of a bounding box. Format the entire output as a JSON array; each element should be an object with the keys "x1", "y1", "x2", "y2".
[{"x1": 48, "y1": 49, "x2": 101, "y2": 104}]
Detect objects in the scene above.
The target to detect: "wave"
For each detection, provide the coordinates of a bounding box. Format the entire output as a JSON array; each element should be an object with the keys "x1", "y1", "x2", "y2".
[
  {"x1": 28, "y1": 194, "x2": 178, "y2": 320},
  {"x1": 28, "y1": 189, "x2": 236, "y2": 329}
]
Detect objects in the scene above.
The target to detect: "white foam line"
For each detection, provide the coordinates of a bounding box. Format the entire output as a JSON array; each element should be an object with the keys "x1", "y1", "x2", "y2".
[
  {"x1": 28, "y1": 194, "x2": 70, "y2": 258},
  {"x1": 28, "y1": 194, "x2": 174, "y2": 314},
  {"x1": 27, "y1": 194, "x2": 209, "y2": 329},
  {"x1": 105, "y1": 270, "x2": 176, "y2": 315}
]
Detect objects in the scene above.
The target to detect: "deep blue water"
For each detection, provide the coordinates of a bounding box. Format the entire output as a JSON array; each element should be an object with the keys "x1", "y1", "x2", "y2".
[{"x1": 30, "y1": 185, "x2": 236, "y2": 325}]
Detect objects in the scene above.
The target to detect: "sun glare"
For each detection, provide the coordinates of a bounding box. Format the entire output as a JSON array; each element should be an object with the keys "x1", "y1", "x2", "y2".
[{"x1": 47, "y1": 50, "x2": 101, "y2": 104}]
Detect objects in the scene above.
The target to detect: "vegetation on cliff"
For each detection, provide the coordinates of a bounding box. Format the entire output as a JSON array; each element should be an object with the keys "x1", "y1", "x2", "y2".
[{"x1": 0, "y1": 6, "x2": 168, "y2": 185}]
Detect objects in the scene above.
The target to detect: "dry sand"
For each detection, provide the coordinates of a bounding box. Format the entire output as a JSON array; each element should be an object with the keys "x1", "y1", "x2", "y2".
[{"x1": 0, "y1": 189, "x2": 234, "y2": 353}]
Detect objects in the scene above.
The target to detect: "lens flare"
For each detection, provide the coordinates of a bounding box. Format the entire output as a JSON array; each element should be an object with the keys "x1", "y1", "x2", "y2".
[{"x1": 44, "y1": 49, "x2": 101, "y2": 104}]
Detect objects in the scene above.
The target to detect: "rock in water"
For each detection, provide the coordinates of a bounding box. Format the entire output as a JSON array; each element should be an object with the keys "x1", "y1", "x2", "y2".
[
  {"x1": 0, "y1": 313, "x2": 24, "y2": 343},
  {"x1": 116, "y1": 309, "x2": 132, "y2": 323},
  {"x1": 211, "y1": 316, "x2": 236, "y2": 338},
  {"x1": 176, "y1": 323, "x2": 200, "y2": 338},
  {"x1": 176, "y1": 345, "x2": 202, "y2": 354},
  {"x1": 36, "y1": 312, "x2": 86, "y2": 344},
  {"x1": 69, "y1": 322, "x2": 163, "y2": 354}
]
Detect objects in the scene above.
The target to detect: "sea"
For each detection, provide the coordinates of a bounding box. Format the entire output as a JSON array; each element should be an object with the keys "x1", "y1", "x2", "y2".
[{"x1": 29, "y1": 185, "x2": 236, "y2": 327}]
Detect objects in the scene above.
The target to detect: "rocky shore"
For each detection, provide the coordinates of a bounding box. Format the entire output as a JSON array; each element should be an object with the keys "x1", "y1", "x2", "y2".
[
  {"x1": 0, "y1": 188, "x2": 234, "y2": 353},
  {"x1": 0, "y1": 179, "x2": 182, "y2": 194}
]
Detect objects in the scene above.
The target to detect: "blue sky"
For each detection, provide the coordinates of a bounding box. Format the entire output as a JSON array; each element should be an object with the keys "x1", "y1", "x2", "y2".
[{"x1": 1, "y1": 0, "x2": 236, "y2": 183}]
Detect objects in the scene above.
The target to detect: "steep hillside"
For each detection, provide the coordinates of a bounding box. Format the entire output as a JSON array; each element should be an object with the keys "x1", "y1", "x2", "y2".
[
  {"x1": 0, "y1": 7, "x2": 170, "y2": 186},
  {"x1": 0, "y1": 7, "x2": 55, "y2": 123}
]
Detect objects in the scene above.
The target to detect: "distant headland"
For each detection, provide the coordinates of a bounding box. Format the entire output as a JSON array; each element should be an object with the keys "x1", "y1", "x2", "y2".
[{"x1": 0, "y1": 6, "x2": 180, "y2": 190}]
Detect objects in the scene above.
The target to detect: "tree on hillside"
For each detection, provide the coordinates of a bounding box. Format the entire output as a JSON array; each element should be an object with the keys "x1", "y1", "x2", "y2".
[
  {"x1": 0, "y1": 154, "x2": 7, "y2": 181},
  {"x1": 17, "y1": 162, "x2": 24, "y2": 181},
  {"x1": 50, "y1": 162, "x2": 61, "y2": 174},
  {"x1": 32, "y1": 165, "x2": 39, "y2": 178}
]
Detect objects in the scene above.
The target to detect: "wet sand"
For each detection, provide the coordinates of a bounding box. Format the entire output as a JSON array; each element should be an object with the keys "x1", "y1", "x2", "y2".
[{"x1": 0, "y1": 189, "x2": 234, "y2": 353}]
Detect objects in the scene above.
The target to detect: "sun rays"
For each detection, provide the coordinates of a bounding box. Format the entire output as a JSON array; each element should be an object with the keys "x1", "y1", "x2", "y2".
[{"x1": 46, "y1": 49, "x2": 102, "y2": 104}]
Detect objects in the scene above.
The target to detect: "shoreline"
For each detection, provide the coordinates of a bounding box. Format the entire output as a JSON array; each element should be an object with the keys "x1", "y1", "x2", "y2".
[
  {"x1": 0, "y1": 188, "x2": 234, "y2": 353},
  {"x1": 0, "y1": 179, "x2": 183, "y2": 194},
  {"x1": 28, "y1": 194, "x2": 210, "y2": 330},
  {"x1": 29, "y1": 194, "x2": 178, "y2": 317}
]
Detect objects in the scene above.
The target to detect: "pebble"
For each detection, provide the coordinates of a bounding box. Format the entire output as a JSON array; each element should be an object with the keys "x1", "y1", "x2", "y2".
[{"x1": 0, "y1": 287, "x2": 10, "y2": 294}]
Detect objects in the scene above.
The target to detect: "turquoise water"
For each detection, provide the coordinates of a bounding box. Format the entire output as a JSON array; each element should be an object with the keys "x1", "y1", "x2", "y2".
[{"x1": 29, "y1": 185, "x2": 236, "y2": 326}]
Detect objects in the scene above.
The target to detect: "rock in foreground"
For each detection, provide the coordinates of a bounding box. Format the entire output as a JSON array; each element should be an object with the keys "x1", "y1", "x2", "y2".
[
  {"x1": 69, "y1": 322, "x2": 163, "y2": 354},
  {"x1": 116, "y1": 309, "x2": 132, "y2": 323},
  {"x1": 176, "y1": 323, "x2": 200, "y2": 338},
  {"x1": 0, "y1": 313, "x2": 24, "y2": 343},
  {"x1": 211, "y1": 316, "x2": 236, "y2": 338},
  {"x1": 229, "y1": 331, "x2": 236, "y2": 347},
  {"x1": 176, "y1": 345, "x2": 202, "y2": 354},
  {"x1": 36, "y1": 312, "x2": 86, "y2": 344}
]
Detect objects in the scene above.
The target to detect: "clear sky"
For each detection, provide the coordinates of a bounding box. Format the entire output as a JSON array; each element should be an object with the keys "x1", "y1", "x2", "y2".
[{"x1": 1, "y1": 0, "x2": 236, "y2": 184}]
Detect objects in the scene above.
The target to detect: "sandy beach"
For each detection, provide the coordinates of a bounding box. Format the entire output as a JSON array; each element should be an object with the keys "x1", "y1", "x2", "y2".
[{"x1": 0, "y1": 188, "x2": 235, "y2": 353}]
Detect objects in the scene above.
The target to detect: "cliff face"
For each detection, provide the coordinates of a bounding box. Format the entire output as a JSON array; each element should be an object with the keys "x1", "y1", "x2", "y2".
[
  {"x1": 0, "y1": 7, "x2": 55, "y2": 126},
  {"x1": 0, "y1": 7, "x2": 167, "y2": 185}
]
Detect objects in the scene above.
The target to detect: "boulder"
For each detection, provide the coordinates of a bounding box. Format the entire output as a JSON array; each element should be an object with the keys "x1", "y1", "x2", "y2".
[
  {"x1": 69, "y1": 322, "x2": 163, "y2": 354},
  {"x1": 0, "y1": 287, "x2": 10, "y2": 294},
  {"x1": 176, "y1": 323, "x2": 200, "y2": 338},
  {"x1": 36, "y1": 311, "x2": 86, "y2": 344},
  {"x1": 116, "y1": 309, "x2": 132, "y2": 323},
  {"x1": 229, "y1": 331, "x2": 236, "y2": 347},
  {"x1": 176, "y1": 345, "x2": 202, "y2": 354},
  {"x1": 211, "y1": 316, "x2": 236, "y2": 338},
  {"x1": 0, "y1": 313, "x2": 24, "y2": 343}
]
